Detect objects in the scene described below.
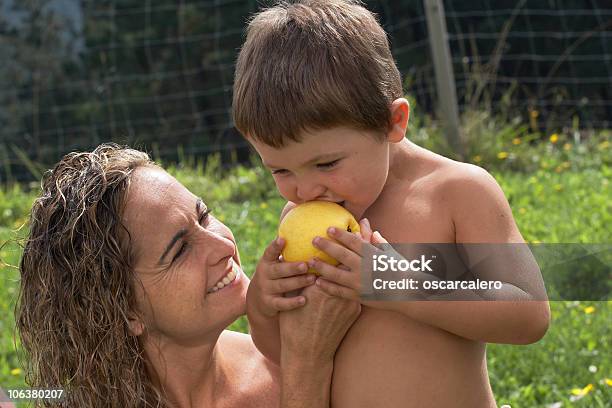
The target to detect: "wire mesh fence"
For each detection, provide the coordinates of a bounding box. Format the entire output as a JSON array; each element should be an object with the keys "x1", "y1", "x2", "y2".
[{"x1": 0, "y1": 0, "x2": 610, "y2": 182}]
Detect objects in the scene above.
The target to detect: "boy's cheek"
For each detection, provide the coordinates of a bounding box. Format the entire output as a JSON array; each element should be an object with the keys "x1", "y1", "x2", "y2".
[{"x1": 274, "y1": 180, "x2": 295, "y2": 201}]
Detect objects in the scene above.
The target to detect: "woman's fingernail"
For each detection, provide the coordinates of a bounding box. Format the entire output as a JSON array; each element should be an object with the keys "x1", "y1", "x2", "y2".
[
  {"x1": 328, "y1": 227, "x2": 336, "y2": 235},
  {"x1": 299, "y1": 297, "x2": 306, "y2": 305},
  {"x1": 363, "y1": 218, "x2": 371, "y2": 230},
  {"x1": 298, "y1": 263, "x2": 307, "y2": 272},
  {"x1": 313, "y1": 237, "x2": 321, "y2": 246}
]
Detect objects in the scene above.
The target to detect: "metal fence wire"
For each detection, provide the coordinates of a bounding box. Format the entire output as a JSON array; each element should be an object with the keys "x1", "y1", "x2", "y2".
[{"x1": 0, "y1": 0, "x2": 610, "y2": 181}]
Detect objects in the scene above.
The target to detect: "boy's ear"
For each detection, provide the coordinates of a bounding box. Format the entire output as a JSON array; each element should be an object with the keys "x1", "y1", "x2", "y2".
[
  {"x1": 387, "y1": 98, "x2": 410, "y2": 143},
  {"x1": 128, "y1": 312, "x2": 145, "y2": 337}
]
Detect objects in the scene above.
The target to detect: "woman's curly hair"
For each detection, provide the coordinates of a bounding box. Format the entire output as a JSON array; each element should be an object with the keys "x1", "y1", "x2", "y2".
[{"x1": 16, "y1": 143, "x2": 166, "y2": 407}]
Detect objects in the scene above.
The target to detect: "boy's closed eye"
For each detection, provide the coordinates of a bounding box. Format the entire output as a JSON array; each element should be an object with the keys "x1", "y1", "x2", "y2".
[
  {"x1": 316, "y1": 159, "x2": 340, "y2": 169},
  {"x1": 270, "y1": 159, "x2": 341, "y2": 175}
]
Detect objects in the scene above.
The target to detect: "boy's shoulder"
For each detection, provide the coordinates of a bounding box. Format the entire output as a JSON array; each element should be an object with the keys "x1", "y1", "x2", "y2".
[
  {"x1": 398, "y1": 144, "x2": 498, "y2": 200},
  {"x1": 392, "y1": 145, "x2": 521, "y2": 242}
]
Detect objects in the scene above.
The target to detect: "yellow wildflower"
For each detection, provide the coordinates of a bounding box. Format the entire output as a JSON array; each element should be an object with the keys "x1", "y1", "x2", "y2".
[
  {"x1": 532, "y1": 240, "x2": 542, "y2": 244},
  {"x1": 554, "y1": 184, "x2": 563, "y2": 191},
  {"x1": 519, "y1": 207, "x2": 527, "y2": 215},
  {"x1": 10, "y1": 367, "x2": 22, "y2": 376},
  {"x1": 259, "y1": 202, "x2": 268, "y2": 209},
  {"x1": 563, "y1": 143, "x2": 572, "y2": 151},
  {"x1": 512, "y1": 138, "x2": 521, "y2": 145},
  {"x1": 472, "y1": 155, "x2": 482, "y2": 163},
  {"x1": 605, "y1": 378, "x2": 612, "y2": 386},
  {"x1": 549, "y1": 133, "x2": 559, "y2": 144},
  {"x1": 571, "y1": 383, "x2": 593, "y2": 396},
  {"x1": 497, "y1": 152, "x2": 509, "y2": 160},
  {"x1": 599, "y1": 140, "x2": 609, "y2": 150},
  {"x1": 584, "y1": 306, "x2": 595, "y2": 314}
]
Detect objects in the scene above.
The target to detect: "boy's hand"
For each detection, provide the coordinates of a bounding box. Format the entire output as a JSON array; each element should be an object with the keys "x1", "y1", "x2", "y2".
[
  {"x1": 247, "y1": 237, "x2": 317, "y2": 317},
  {"x1": 310, "y1": 218, "x2": 385, "y2": 300}
]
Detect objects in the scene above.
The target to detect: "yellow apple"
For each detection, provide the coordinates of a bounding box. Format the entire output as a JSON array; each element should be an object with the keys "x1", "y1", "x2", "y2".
[{"x1": 278, "y1": 201, "x2": 360, "y2": 274}]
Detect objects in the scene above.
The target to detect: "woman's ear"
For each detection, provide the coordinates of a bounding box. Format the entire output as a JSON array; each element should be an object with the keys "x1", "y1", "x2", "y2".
[
  {"x1": 388, "y1": 98, "x2": 410, "y2": 143},
  {"x1": 128, "y1": 312, "x2": 145, "y2": 337}
]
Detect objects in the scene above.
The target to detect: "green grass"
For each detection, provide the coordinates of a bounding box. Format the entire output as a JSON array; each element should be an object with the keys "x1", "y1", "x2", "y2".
[{"x1": 0, "y1": 130, "x2": 610, "y2": 406}]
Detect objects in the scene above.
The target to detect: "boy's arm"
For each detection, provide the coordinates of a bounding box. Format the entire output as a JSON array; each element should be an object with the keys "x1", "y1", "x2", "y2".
[
  {"x1": 313, "y1": 165, "x2": 550, "y2": 344},
  {"x1": 372, "y1": 166, "x2": 550, "y2": 344},
  {"x1": 247, "y1": 201, "x2": 309, "y2": 364},
  {"x1": 246, "y1": 288, "x2": 282, "y2": 364}
]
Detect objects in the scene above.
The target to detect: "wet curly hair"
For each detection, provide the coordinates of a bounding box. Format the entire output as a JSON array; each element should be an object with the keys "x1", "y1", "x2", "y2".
[{"x1": 16, "y1": 143, "x2": 166, "y2": 407}]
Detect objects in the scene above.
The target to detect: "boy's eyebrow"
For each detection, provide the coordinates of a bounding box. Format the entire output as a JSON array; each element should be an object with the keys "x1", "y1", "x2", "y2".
[
  {"x1": 158, "y1": 198, "x2": 204, "y2": 264},
  {"x1": 264, "y1": 152, "x2": 342, "y2": 169}
]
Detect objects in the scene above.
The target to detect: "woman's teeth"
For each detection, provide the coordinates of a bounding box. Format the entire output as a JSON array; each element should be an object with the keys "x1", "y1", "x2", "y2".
[{"x1": 207, "y1": 261, "x2": 239, "y2": 293}]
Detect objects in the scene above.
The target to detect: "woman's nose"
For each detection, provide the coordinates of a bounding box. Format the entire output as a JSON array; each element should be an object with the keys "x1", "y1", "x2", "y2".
[{"x1": 198, "y1": 227, "x2": 235, "y2": 264}]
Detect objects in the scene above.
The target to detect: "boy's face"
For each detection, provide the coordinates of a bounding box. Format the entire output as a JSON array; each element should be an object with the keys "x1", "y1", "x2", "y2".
[{"x1": 249, "y1": 126, "x2": 393, "y2": 219}]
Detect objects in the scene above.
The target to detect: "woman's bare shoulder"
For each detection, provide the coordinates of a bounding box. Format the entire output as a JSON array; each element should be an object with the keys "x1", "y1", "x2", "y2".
[{"x1": 219, "y1": 330, "x2": 280, "y2": 407}]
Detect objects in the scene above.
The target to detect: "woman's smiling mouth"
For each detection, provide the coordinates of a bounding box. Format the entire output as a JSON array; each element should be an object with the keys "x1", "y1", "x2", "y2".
[{"x1": 207, "y1": 258, "x2": 241, "y2": 293}]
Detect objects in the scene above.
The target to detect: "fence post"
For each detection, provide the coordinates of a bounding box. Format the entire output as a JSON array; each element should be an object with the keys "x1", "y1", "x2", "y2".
[{"x1": 424, "y1": 0, "x2": 464, "y2": 158}]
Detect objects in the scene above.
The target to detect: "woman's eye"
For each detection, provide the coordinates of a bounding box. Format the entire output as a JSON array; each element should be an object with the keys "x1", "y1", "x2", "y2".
[
  {"x1": 317, "y1": 159, "x2": 340, "y2": 169},
  {"x1": 271, "y1": 169, "x2": 289, "y2": 175},
  {"x1": 199, "y1": 209, "x2": 211, "y2": 225},
  {"x1": 173, "y1": 243, "x2": 187, "y2": 262}
]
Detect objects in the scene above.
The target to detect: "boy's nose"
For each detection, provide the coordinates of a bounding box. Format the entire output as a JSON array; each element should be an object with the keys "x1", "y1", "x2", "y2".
[{"x1": 295, "y1": 180, "x2": 326, "y2": 202}]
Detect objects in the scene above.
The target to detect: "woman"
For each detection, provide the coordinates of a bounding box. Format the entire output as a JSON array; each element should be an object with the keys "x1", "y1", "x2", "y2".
[{"x1": 17, "y1": 144, "x2": 359, "y2": 407}]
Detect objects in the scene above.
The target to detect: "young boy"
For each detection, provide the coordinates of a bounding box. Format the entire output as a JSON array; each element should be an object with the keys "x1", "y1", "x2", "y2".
[{"x1": 233, "y1": 1, "x2": 550, "y2": 406}]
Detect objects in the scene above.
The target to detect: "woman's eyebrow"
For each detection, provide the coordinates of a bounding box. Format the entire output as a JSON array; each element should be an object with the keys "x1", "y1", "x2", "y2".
[
  {"x1": 158, "y1": 198, "x2": 203, "y2": 265},
  {"x1": 158, "y1": 228, "x2": 188, "y2": 265}
]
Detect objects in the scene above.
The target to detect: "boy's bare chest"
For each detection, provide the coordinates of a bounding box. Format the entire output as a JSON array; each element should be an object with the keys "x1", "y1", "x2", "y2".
[{"x1": 364, "y1": 185, "x2": 455, "y2": 243}]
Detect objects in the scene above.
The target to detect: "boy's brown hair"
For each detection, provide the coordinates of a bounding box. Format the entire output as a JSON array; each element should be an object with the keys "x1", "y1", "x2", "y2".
[{"x1": 233, "y1": 0, "x2": 402, "y2": 147}]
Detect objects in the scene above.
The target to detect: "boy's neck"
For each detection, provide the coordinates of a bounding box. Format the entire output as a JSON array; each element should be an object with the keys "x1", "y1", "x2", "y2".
[{"x1": 386, "y1": 138, "x2": 417, "y2": 187}]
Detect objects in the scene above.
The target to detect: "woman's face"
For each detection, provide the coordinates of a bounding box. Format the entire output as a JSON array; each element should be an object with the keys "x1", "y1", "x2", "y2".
[{"x1": 122, "y1": 166, "x2": 249, "y2": 345}]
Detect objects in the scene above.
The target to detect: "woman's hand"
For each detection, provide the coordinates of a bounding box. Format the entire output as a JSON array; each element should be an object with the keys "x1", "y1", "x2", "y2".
[
  {"x1": 279, "y1": 284, "x2": 361, "y2": 407},
  {"x1": 280, "y1": 283, "x2": 361, "y2": 362}
]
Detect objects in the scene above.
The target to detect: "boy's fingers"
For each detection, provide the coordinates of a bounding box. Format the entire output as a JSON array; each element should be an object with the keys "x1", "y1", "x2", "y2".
[
  {"x1": 359, "y1": 218, "x2": 373, "y2": 242},
  {"x1": 327, "y1": 227, "x2": 364, "y2": 255},
  {"x1": 310, "y1": 259, "x2": 359, "y2": 291},
  {"x1": 313, "y1": 236, "x2": 356, "y2": 265},
  {"x1": 262, "y1": 237, "x2": 284, "y2": 262},
  {"x1": 315, "y1": 278, "x2": 359, "y2": 301},
  {"x1": 372, "y1": 231, "x2": 388, "y2": 244},
  {"x1": 271, "y1": 274, "x2": 316, "y2": 294},
  {"x1": 272, "y1": 295, "x2": 306, "y2": 312},
  {"x1": 268, "y1": 261, "x2": 308, "y2": 280}
]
